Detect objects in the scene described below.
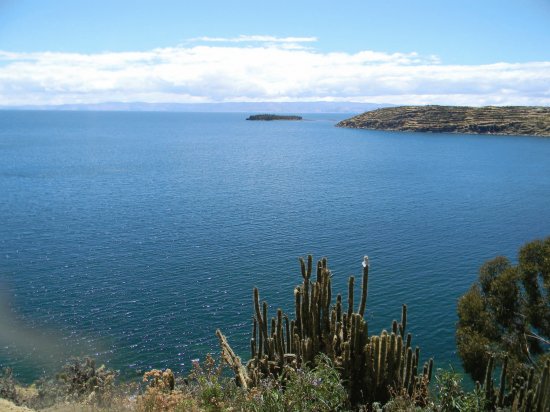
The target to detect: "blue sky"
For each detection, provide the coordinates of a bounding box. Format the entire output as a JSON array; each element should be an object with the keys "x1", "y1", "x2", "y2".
[{"x1": 0, "y1": 0, "x2": 549, "y2": 106}]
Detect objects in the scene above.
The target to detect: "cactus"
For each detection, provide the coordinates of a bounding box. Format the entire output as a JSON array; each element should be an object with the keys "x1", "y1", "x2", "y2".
[
  {"x1": 480, "y1": 355, "x2": 550, "y2": 411},
  {"x1": 497, "y1": 355, "x2": 508, "y2": 408},
  {"x1": 216, "y1": 255, "x2": 433, "y2": 407}
]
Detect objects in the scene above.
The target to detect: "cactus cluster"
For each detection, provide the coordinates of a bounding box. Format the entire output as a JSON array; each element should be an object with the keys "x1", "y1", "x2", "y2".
[
  {"x1": 481, "y1": 355, "x2": 550, "y2": 411},
  {"x1": 216, "y1": 255, "x2": 433, "y2": 406}
]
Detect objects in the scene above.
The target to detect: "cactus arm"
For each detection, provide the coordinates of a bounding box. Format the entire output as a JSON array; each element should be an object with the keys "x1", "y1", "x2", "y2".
[
  {"x1": 216, "y1": 329, "x2": 249, "y2": 389},
  {"x1": 358, "y1": 256, "x2": 369, "y2": 317}
]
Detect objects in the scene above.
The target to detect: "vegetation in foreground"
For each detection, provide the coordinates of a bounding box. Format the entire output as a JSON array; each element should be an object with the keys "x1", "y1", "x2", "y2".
[
  {"x1": 1, "y1": 237, "x2": 549, "y2": 411},
  {"x1": 457, "y1": 237, "x2": 550, "y2": 382}
]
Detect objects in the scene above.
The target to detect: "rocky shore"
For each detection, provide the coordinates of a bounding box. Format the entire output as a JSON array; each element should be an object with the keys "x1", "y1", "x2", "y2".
[{"x1": 336, "y1": 106, "x2": 550, "y2": 136}]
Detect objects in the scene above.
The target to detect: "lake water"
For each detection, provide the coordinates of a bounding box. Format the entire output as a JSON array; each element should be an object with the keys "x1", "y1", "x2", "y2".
[{"x1": 1, "y1": 111, "x2": 550, "y2": 382}]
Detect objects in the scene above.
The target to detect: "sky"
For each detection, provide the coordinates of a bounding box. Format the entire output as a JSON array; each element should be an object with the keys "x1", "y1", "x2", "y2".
[{"x1": 0, "y1": 0, "x2": 549, "y2": 106}]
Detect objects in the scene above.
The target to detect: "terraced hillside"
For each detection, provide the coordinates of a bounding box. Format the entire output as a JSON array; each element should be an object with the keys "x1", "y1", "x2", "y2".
[{"x1": 336, "y1": 106, "x2": 550, "y2": 136}]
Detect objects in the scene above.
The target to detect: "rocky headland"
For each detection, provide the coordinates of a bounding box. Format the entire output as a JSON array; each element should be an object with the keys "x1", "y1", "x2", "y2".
[
  {"x1": 336, "y1": 106, "x2": 550, "y2": 136},
  {"x1": 246, "y1": 114, "x2": 302, "y2": 121}
]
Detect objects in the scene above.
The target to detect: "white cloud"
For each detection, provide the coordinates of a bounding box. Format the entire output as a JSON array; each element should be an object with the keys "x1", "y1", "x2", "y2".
[
  {"x1": 187, "y1": 35, "x2": 318, "y2": 43},
  {"x1": 0, "y1": 41, "x2": 549, "y2": 106}
]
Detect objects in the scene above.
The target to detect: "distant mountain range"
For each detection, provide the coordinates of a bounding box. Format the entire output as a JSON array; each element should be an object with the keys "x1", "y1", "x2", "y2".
[{"x1": 0, "y1": 101, "x2": 391, "y2": 114}]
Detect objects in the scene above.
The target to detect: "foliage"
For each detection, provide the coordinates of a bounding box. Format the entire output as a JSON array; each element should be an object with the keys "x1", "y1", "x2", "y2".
[
  {"x1": 382, "y1": 380, "x2": 436, "y2": 412},
  {"x1": 134, "y1": 353, "x2": 347, "y2": 412},
  {"x1": 137, "y1": 354, "x2": 250, "y2": 412},
  {"x1": 277, "y1": 354, "x2": 348, "y2": 412},
  {"x1": 239, "y1": 354, "x2": 349, "y2": 412},
  {"x1": 456, "y1": 237, "x2": 550, "y2": 381},
  {"x1": 4, "y1": 354, "x2": 549, "y2": 411},
  {"x1": 0, "y1": 367, "x2": 18, "y2": 404},
  {"x1": 58, "y1": 357, "x2": 117, "y2": 402},
  {"x1": 137, "y1": 369, "x2": 198, "y2": 412},
  {"x1": 434, "y1": 368, "x2": 487, "y2": 412},
  {"x1": 188, "y1": 354, "x2": 225, "y2": 409},
  {"x1": 137, "y1": 368, "x2": 193, "y2": 412},
  {"x1": 519, "y1": 238, "x2": 550, "y2": 339},
  {"x1": 24, "y1": 357, "x2": 119, "y2": 410},
  {"x1": 381, "y1": 393, "x2": 425, "y2": 412}
]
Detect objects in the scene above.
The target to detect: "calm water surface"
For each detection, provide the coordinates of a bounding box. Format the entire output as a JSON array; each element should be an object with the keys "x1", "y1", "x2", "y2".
[{"x1": 1, "y1": 111, "x2": 549, "y2": 381}]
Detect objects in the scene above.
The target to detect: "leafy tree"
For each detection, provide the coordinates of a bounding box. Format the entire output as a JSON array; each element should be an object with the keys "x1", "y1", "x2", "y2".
[{"x1": 456, "y1": 237, "x2": 550, "y2": 382}]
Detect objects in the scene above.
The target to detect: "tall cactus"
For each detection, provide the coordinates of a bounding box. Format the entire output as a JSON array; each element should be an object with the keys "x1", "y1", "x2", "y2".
[
  {"x1": 481, "y1": 354, "x2": 550, "y2": 411},
  {"x1": 216, "y1": 255, "x2": 433, "y2": 407}
]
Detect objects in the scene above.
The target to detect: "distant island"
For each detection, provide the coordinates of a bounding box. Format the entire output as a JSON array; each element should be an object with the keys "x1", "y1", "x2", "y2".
[
  {"x1": 246, "y1": 114, "x2": 302, "y2": 121},
  {"x1": 336, "y1": 106, "x2": 550, "y2": 136}
]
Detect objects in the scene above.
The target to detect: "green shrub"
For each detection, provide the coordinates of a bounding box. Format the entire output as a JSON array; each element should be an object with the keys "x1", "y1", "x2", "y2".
[
  {"x1": 435, "y1": 368, "x2": 487, "y2": 412},
  {"x1": 281, "y1": 354, "x2": 349, "y2": 412},
  {"x1": 229, "y1": 354, "x2": 348, "y2": 412}
]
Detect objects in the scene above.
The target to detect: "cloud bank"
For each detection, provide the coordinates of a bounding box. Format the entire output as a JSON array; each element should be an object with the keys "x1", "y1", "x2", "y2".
[{"x1": 0, "y1": 40, "x2": 549, "y2": 106}]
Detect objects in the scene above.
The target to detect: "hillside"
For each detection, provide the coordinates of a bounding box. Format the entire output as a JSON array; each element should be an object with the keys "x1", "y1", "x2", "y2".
[{"x1": 336, "y1": 105, "x2": 550, "y2": 136}]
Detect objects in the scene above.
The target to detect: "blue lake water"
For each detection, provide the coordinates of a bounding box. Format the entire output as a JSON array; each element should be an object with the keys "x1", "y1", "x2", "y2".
[{"x1": 1, "y1": 111, "x2": 550, "y2": 382}]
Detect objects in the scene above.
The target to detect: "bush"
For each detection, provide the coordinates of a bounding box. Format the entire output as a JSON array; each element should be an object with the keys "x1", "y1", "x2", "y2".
[
  {"x1": 242, "y1": 354, "x2": 349, "y2": 412},
  {"x1": 0, "y1": 367, "x2": 18, "y2": 404},
  {"x1": 58, "y1": 357, "x2": 117, "y2": 402},
  {"x1": 435, "y1": 368, "x2": 487, "y2": 412},
  {"x1": 26, "y1": 357, "x2": 118, "y2": 409},
  {"x1": 137, "y1": 355, "x2": 243, "y2": 412},
  {"x1": 137, "y1": 353, "x2": 348, "y2": 411},
  {"x1": 281, "y1": 354, "x2": 349, "y2": 411}
]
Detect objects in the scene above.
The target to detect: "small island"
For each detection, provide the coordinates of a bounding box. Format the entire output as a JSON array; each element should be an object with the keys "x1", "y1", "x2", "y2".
[
  {"x1": 336, "y1": 106, "x2": 550, "y2": 136},
  {"x1": 246, "y1": 114, "x2": 302, "y2": 121}
]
